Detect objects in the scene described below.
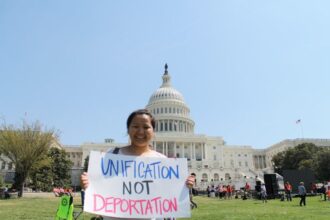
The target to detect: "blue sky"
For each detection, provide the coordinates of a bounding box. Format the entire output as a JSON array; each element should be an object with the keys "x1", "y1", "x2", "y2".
[{"x1": 1, "y1": 1, "x2": 330, "y2": 149}]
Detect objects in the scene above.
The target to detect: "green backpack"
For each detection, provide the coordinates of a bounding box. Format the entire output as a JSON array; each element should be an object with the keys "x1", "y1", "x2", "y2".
[{"x1": 55, "y1": 195, "x2": 74, "y2": 220}]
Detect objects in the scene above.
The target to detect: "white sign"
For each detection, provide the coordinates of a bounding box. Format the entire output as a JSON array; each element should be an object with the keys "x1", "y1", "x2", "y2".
[{"x1": 84, "y1": 151, "x2": 191, "y2": 219}]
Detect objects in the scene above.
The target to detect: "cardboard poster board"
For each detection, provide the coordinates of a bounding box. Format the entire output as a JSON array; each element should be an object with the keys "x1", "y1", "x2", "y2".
[{"x1": 84, "y1": 151, "x2": 191, "y2": 218}]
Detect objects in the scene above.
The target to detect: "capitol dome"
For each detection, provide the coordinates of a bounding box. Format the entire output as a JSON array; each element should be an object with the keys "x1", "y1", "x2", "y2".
[
  {"x1": 148, "y1": 87, "x2": 185, "y2": 104},
  {"x1": 146, "y1": 64, "x2": 195, "y2": 134}
]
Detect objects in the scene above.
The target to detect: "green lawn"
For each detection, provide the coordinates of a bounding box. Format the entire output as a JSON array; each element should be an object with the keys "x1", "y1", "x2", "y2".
[
  {"x1": 0, "y1": 195, "x2": 329, "y2": 220},
  {"x1": 187, "y1": 196, "x2": 330, "y2": 220}
]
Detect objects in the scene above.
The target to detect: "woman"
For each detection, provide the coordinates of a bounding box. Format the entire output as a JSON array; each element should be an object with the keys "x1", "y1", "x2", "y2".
[{"x1": 81, "y1": 109, "x2": 195, "y2": 220}]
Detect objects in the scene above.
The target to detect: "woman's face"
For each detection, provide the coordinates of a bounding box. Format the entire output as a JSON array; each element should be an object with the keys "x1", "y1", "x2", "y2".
[{"x1": 128, "y1": 114, "x2": 154, "y2": 148}]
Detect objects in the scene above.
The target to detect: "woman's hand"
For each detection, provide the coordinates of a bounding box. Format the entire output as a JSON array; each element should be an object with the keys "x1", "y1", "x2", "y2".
[
  {"x1": 80, "y1": 172, "x2": 90, "y2": 190},
  {"x1": 186, "y1": 175, "x2": 195, "y2": 189}
]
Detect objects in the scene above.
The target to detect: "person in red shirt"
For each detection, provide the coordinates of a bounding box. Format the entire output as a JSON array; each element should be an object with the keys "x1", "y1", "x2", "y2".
[
  {"x1": 223, "y1": 185, "x2": 228, "y2": 199},
  {"x1": 284, "y1": 181, "x2": 292, "y2": 201},
  {"x1": 245, "y1": 182, "x2": 251, "y2": 191},
  {"x1": 310, "y1": 182, "x2": 317, "y2": 195},
  {"x1": 244, "y1": 182, "x2": 251, "y2": 199}
]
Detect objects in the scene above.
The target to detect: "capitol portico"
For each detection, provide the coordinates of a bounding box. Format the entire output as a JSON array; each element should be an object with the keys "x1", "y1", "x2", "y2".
[{"x1": 1, "y1": 64, "x2": 330, "y2": 189}]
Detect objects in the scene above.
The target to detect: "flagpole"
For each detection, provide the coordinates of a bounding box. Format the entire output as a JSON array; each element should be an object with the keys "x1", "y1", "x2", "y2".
[
  {"x1": 300, "y1": 123, "x2": 304, "y2": 139},
  {"x1": 296, "y1": 119, "x2": 304, "y2": 139}
]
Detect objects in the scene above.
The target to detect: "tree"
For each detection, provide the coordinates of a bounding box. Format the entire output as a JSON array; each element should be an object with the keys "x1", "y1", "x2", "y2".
[
  {"x1": 29, "y1": 155, "x2": 53, "y2": 192},
  {"x1": 272, "y1": 143, "x2": 320, "y2": 173},
  {"x1": 29, "y1": 147, "x2": 73, "y2": 191},
  {"x1": 281, "y1": 143, "x2": 320, "y2": 170},
  {"x1": 313, "y1": 147, "x2": 330, "y2": 181},
  {"x1": 0, "y1": 174, "x2": 4, "y2": 187},
  {"x1": 272, "y1": 143, "x2": 330, "y2": 181},
  {"x1": 271, "y1": 151, "x2": 285, "y2": 174},
  {"x1": 0, "y1": 120, "x2": 57, "y2": 197},
  {"x1": 49, "y1": 147, "x2": 73, "y2": 187}
]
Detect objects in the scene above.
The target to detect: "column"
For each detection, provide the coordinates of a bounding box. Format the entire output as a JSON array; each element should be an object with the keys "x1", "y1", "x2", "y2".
[
  {"x1": 202, "y1": 143, "x2": 205, "y2": 160},
  {"x1": 192, "y1": 142, "x2": 196, "y2": 160},
  {"x1": 220, "y1": 146, "x2": 224, "y2": 168},
  {"x1": 162, "y1": 142, "x2": 165, "y2": 155},
  {"x1": 174, "y1": 142, "x2": 177, "y2": 157},
  {"x1": 253, "y1": 156, "x2": 258, "y2": 169},
  {"x1": 165, "y1": 142, "x2": 168, "y2": 156}
]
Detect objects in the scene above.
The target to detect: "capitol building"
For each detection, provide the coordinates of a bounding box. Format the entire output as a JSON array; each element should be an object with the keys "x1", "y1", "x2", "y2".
[
  {"x1": 1, "y1": 65, "x2": 330, "y2": 189},
  {"x1": 62, "y1": 64, "x2": 330, "y2": 188}
]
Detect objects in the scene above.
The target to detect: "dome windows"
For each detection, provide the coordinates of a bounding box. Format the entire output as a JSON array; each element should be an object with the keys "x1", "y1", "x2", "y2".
[{"x1": 146, "y1": 68, "x2": 195, "y2": 134}]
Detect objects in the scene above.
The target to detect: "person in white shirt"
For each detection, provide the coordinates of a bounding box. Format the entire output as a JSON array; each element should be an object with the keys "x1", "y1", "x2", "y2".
[{"x1": 260, "y1": 184, "x2": 267, "y2": 203}]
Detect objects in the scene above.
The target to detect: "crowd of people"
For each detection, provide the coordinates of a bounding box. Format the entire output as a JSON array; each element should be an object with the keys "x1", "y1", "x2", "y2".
[
  {"x1": 0, "y1": 185, "x2": 10, "y2": 199},
  {"x1": 201, "y1": 180, "x2": 330, "y2": 206},
  {"x1": 320, "y1": 182, "x2": 330, "y2": 201},
  {"x1": 0, "y1": 185, "x2": 18, "y2": 199},
  {"x1": 206, "y1": 184, "x2": 236, "y2": 199},
  {"x1": 204, "y1": 182, "x2": 255, "y2": 200}
]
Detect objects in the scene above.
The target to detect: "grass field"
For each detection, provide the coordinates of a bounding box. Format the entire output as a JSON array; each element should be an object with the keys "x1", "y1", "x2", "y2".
[{"x1": 0, "y1": 194, "x2": 329, "y2": 220}]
